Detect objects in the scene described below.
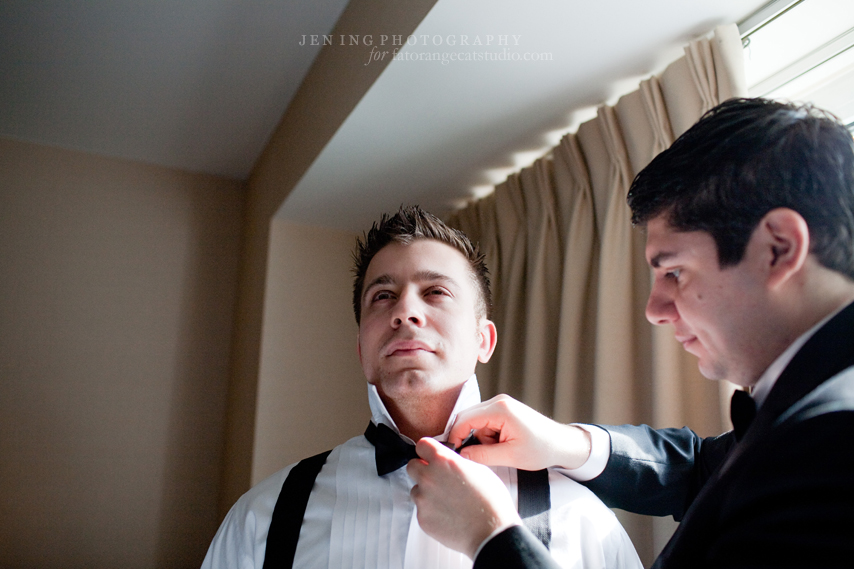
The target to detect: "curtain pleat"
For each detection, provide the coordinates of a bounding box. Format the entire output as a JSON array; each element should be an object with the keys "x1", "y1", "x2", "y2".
[
  {"x1": 712, "y1": 24, "x2": 748, "y2": 103},
  {"x1": 659, "y1": 57, "x2": 703, "y2": 138},
  {"x1": 552, "y1": 135, "x2": 598, "y2": 424},
  {"x1": 519, "y1": 159, "x2": 562, "y2": 412},
  {"x1": 451, "y1": 200, "x2": 481, "y2": 246},
  {"x1": 641, "y1": 77, "x2": 675, "y2": 153},
  {"x1": 492, "y1": 175, "x2": 528, "y2": 399},
  {"x1": 616, "y1": 89, "x2": 654, "y2": 177},
  {"x1": 446, "y1": 24, "x2": 744, "y2": 565},
  {"x1": 686, "y1": 37, "x2": 718, "y2": 115},
  {"x1": 588, "y1": 105, "x2": 644, "y2": 424}
]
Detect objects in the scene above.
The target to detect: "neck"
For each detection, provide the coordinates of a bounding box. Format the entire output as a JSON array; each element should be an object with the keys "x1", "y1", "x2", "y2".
[
  {"x1": 787, "y1": 266, "x2": 854, "y2": 340},
  {"x1": 379, "y1": 384, "x2": 465, "y2": 441},
  {"x1": 758, "y1": 266, "x2": 854, "y2": 377},
  {"x1": 731, "y1": 265, "x2": 854, "y2": 388}
]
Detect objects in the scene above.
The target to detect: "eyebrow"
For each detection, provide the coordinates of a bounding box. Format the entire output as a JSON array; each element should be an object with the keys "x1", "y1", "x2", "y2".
[
  {"x1": 649, "y1": 251, "x2": 678, "y2": 268},
  {"x1": 362, "y1": 270, "x2": 458, "y2": 302}
]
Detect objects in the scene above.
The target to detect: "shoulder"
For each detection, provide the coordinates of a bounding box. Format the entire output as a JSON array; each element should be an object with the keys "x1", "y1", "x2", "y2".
[
  {"x1": 777, "y1": 364, "x2": 854, "y2": 426},
  {"x1": 201, "y1": 438, "x2": 364, "y2": 569},
  {"x1": 200, "y1": 463, "x2": 296, "y2": 569}
]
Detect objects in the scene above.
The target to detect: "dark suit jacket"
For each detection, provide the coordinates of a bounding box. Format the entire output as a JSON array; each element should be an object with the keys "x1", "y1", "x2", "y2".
[{"x1": 476, "y1": 302, "x2": 854, "y2": 569}]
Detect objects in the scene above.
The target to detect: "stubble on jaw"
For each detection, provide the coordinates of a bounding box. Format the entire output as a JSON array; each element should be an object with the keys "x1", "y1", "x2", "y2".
[{"x1": 373, "y1": 370, "x2": 467, "y2": 441}]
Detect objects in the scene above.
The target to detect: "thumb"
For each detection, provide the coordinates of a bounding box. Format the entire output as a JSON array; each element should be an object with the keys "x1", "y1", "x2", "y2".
[{"x1": 415, "y1": 437, "x2": 455, "y2": 463}]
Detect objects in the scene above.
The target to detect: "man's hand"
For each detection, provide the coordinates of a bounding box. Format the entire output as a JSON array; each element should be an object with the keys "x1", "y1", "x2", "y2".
[
  {"x1": 448, "y1": 394, "x2": 592, "y2": 471},
  {"x1": 407, "y1": 437, "x2": 521, "y2": 559}
]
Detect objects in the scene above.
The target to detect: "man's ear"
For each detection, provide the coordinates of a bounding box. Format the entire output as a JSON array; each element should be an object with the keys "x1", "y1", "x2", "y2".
[
  {"x1": 477, "y1": 319, "x2": 498, "y2": 364},
  {"x1": 356, "y1": 331, "x2": 362, "y2": 364},
  {"x1": 758, "y1": 208, "x2": 810, "y2": 289}
]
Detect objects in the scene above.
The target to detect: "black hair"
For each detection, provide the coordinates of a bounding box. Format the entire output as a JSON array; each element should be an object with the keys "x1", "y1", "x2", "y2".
[{"x1": 628, "y1": 98, "x2": 854, "y2": 277}]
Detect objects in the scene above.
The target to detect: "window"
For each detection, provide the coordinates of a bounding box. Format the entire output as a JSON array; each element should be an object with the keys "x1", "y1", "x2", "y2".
[{"x1": 742, "y1": 0, "x2": 854, "y2": 129}]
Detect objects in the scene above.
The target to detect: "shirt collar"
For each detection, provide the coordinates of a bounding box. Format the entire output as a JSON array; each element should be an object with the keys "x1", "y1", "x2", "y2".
[
  {"x1": 367, "y1": 374, "x2": 481, "y2": 444},
  {"x1": 751, "y1": 303, "x2": 848, "y2": 408}
]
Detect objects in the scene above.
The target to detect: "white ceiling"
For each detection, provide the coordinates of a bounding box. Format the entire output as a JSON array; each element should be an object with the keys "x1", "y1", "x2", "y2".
[
  {"x1": 279, "y1": 0, "x2": 769, "y2": 231},
  {"x1": 0, "y1": 0, "x2": 350, "y2": 179},
  {"x1": 1, "y1": 0, "x2": 769, "y2": 231}
]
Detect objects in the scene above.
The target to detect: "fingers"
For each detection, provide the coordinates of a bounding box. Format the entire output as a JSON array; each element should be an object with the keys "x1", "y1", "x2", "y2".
[
  {"x1": 447, "y1": 394, "x2": 517, "y2": 447},
  {"x1": 448, "y1": 394, "x2": 592, "y2": 471},
  {"x1": 458, "y1": 439, "x2": 516, "y2": 466},
  {"x1": 407, "y1": 436, "x2": 522, "y2": 559},
  {"x1": 447, "y1": 414, "x2": 491, "y2": 448}
]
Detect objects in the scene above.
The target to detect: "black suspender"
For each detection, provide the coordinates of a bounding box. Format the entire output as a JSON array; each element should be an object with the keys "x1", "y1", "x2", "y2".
[
  {"x1": 261, "y1": 449, "x2": 332, "y2": 569},
  {"x1": 516, "y1": 468, "x2": 552, "y2": 549},
  {"x1": 262, "y1": 450, "x2": 551, "y2": 568}
]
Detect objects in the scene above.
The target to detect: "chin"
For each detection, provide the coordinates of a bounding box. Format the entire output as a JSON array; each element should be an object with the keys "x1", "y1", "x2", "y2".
[
  {"x1": 377, "y1": 369, "x2": 432, "y2": 389},
  {"x1": 697, "y1": 360, "x2": 727, "y2": 382}
]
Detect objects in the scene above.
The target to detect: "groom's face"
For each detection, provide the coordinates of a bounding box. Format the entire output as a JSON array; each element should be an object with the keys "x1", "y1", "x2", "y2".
[{"x1": 357, "y1": 239, "x2": 495, "y2": 403}]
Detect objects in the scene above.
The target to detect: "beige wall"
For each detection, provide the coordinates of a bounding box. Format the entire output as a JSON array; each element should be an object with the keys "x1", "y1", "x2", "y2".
[
  {"x1": 0, "y1": 137, "x2": 244, "y2": 568},
  {"x1": 251, "y1": 220, "x2": 366, "y2": 484}
]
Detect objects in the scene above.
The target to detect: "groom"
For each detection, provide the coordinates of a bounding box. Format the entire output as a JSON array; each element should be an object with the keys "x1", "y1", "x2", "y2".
[{"x1": 201, "y1": 206, "x2": 641, "y2": 568}]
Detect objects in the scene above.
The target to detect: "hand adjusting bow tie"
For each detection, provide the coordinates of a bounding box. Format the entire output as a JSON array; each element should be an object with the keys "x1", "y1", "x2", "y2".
[
  {"x1": 730, "y1": 389, "x2": 757, "y2": 442},
  {"x1": 364, "y1": 422, "x2": 480, "y2": 476}
]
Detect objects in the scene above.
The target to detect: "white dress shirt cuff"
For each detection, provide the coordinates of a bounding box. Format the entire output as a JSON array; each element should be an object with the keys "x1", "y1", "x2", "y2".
[{"x1": 556, "y1": 424, "x2": 610, "y2": 482}]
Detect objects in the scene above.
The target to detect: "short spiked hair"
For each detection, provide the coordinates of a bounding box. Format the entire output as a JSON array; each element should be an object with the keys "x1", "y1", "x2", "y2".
[{"x1": 352, "y1": 206, "x2": 492, "y2": 324}]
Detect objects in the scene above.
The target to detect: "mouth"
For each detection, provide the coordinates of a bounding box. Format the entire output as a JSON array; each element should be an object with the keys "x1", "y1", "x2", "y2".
[
  {"x1": 674, "y1": 334, "x2": 697, "y2": 350},
  {"x1": 384, "y1": 339, "x2": 434, "y2": 357}
]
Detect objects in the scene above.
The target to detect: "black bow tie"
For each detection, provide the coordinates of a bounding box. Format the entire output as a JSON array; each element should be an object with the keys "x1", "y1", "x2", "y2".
[
  {"x1": 364, "y1": 422, "x2": 420, "y2": 476},
  {"x1": 364, "y1": 422, "x2": 482, "y2": 476},
  {"x1": 730, "y1": 389, "x2": 757, "y2": 441},
  {"x1": 365, "y1": 422, "x2": 480, "y2": 476}
]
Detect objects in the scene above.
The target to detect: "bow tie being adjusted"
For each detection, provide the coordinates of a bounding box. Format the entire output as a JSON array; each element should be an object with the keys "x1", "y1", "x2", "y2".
[
  {"x1": 730, "y1": 389, "x2": 757, "y2": 441},
  {"x1": 364, "y1": 422, "x2": 420, "y2": 476},
  {"x1": 364, "y1": 422, "x2": 481, "y2": 476}
]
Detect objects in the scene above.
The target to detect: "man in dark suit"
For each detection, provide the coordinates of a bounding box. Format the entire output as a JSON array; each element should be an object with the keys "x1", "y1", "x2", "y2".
[{"x1": 407, "y1": 98, "x2": 854, "y2": 567}]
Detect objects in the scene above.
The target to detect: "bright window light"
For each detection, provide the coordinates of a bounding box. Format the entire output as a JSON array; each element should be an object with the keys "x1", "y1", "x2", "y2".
[{"x1": 742, "y1": 0, "x2": 854, "y2": 124}]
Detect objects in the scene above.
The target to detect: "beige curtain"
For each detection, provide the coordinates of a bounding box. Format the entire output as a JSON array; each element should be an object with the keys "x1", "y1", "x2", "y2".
[{"x1": 449, "y1": 24, "x2": 746, "y2": 565}]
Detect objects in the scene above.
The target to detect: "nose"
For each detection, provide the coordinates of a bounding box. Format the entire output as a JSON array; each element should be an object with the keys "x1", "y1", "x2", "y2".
[
  {"x1": 645, "y1": 280, "x2": 678, "y2": 326},
  {"x1": 391, "y1": 288, "x2": 424, "y2": 328}
]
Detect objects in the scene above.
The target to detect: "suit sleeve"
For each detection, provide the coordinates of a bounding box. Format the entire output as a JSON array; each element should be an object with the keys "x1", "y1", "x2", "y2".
[
  {"x1": 474, "y1": 526, "x2": 560, "y2": 569},
  {"x1": 582, "y1": 425, "x2": 735, "y2": 521}
]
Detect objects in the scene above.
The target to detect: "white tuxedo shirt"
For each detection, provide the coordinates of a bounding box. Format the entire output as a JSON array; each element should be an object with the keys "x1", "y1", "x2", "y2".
[{"x1": 201, "y1": 376, "x2": 641, "y2": 569}]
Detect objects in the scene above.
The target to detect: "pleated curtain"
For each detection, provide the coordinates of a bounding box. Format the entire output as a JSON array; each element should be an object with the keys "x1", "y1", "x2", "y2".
[{"x1": 448, "y1": 24, "x2": 746, "y2": 563}]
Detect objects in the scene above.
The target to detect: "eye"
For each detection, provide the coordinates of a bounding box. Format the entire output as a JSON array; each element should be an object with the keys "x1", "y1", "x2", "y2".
[
  {"x1": 425, "y1": 287, "x2": 450, "y2": 298},
  {"x1": 664, "y1": 268, "x2": 681, "y2": 281},
  {"x1": 371, "y1": 290, "x2": 395, "y2": 302}
]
